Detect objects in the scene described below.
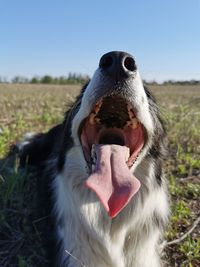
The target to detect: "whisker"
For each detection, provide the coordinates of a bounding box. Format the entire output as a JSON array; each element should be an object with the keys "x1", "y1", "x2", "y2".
[{"x1": 65, "y1": 249, "x2": 87, "y2": 267}]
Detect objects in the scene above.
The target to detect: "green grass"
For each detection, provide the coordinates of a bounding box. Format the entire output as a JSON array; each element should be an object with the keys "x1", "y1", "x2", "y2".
[
  {"x1": 0, "y1": 83, "x2": 200, "y2": 266},
  {"x1": 0, "y1": 84, "x2": 81, "y2": 267}
]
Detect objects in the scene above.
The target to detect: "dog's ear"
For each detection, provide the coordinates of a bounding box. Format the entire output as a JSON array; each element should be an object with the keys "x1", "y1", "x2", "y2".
[{"x1": 17, "y1": 124, "x2": 63, "y2": 167}]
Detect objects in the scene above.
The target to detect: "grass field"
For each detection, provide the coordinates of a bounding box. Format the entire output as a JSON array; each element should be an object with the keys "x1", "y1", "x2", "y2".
[{"x1": 0, "y1": 83, "x2": 200, "y2": 267}]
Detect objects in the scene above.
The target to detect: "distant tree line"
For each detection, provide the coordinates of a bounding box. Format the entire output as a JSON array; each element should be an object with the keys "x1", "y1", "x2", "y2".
[
  {"x1": 163, "y1": 80, "x2": 200, "y2": 85},
  {"x1": 0, "y1": 75, "x2": 199, "y2": 86},
  {"x1": 143, "y1": 79, "x2": 200, "y2": 86},
  {"x1": 0, "y1": 73, "x2": 90, "y2": 85},
  {"x1": 143, "y1": 80, "x2": 200, "y2": 85}
]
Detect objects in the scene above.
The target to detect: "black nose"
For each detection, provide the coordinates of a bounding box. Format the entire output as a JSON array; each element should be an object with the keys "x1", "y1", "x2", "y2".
[{"x1": 99, "y1": 51, "x2": 136, "y2": 80}]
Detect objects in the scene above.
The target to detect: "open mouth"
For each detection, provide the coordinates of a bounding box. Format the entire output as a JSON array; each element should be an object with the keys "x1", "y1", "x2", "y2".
[{"x1": 79, "y1": 96, "x2": 145, "y2": 218}]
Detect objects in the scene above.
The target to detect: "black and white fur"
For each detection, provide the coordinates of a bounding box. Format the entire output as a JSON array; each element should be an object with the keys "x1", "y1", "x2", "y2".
[{"x1": 19, "y1": 51, "x2": 169, "y2": 267}]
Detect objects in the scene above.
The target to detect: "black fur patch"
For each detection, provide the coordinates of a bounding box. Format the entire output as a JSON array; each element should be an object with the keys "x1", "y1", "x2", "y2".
[
  {"x1": 57, "y1": 82, "x2": 88, "y2": 172},
  {"x1": 154, "y1": 159, "x2": 163, "y2": 186},
  {"x1": 19, "y1": 124, "x2": 63, "y2": 167}
]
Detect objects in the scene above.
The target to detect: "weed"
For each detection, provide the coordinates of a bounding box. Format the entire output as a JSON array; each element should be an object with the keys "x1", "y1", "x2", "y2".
[{"x1": 180, "y1": 237, "x2": 200, "y2": 266}]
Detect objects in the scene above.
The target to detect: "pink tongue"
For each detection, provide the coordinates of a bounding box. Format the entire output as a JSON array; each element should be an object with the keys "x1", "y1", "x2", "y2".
[{"x1": 85, "y1": 145, "x2": 141, "y2": 218}]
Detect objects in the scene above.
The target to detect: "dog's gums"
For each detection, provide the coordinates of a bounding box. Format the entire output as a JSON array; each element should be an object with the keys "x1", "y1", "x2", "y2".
[{"x1": 80, "y1": 95, "x2": 145, "y2": 168}]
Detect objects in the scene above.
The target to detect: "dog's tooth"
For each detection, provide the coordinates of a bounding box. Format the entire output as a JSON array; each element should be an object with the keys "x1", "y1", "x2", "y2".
[
  {"x1": 131, "y1": 118, "x2": 139, "y2": 129},
  {"x1": 126, "y1": 118, "x2": 138, "y2": 128},
  {"x1": 90, "y1": 99, "x2": 102, "y2": 125},
  {"x1": 94, "y1": 99, "x2": 102, "y2": 114},
  {"x1": 128, "y1": 108, "x2": 136, "y2": 119},
  {"x1": 126, "y1": 121, "x2": 132, "y2": 126},
  {"x1": 94, "y1": 117, "x2": 101, "y2": 124},
  {"x1": 89, "y1": 113, "x2": 101, "y2": 125},
  {"x1": 89, "y1": 113, "x2": 96, "y2": 124}
]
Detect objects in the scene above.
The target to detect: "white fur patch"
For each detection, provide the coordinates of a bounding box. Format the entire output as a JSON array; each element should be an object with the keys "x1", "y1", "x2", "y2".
[{"x1": 16, "y1": 132, "x2": 35, "y2": 151}]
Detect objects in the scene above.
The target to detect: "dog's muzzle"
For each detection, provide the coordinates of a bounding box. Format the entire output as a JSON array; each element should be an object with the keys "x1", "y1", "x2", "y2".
[{"x1": 79, "y1": 52, "x2": 145, "y2": 218}]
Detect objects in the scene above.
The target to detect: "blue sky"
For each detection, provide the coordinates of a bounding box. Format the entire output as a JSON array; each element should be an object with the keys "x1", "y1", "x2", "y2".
[{"x1": 0, "y1": 0, "x2": 200, "y2": 82}]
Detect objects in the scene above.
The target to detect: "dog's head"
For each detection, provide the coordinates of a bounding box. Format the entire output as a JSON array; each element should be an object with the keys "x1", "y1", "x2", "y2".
[{"x1": 60, "y1": 51, "x2": 166, "y2": 218}]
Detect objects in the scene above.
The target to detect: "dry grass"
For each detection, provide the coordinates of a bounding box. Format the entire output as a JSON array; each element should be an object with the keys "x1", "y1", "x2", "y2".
[{"x1": 0, "y1": 83, "x2": 200, "y2": 267}]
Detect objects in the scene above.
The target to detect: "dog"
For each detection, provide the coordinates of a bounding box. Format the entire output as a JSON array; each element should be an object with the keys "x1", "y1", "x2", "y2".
[{"x1": 19, "y1": 51, "x2": 169, "y2": 267}]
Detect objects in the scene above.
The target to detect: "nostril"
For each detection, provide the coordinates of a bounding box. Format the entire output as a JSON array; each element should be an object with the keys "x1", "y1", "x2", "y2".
[
  {"x1": 123, "y1": 56, "x2": 136, "y2": 72},
  {"x1": 99, "y1": 51, "x2": 136, "y2": 79},
  {"x1": 99, "y1": 55, "x2": 113, "y2": 69}
]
